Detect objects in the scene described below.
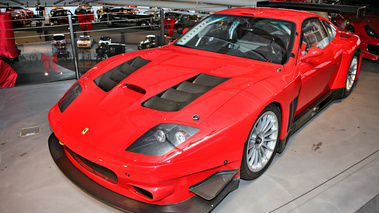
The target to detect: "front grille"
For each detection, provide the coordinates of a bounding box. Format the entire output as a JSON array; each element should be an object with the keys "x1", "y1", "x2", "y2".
[
  {"x1": 367, "y1": 44, "x2": 379, "y2": 55},
  {"x1": 65, "y1": 147, "x2": 118, "y2": 184}
]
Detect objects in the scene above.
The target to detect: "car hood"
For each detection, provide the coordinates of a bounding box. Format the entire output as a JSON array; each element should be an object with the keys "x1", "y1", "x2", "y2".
[{"x1": 56, "y1": 46, "x2": 282, "y2": 154}]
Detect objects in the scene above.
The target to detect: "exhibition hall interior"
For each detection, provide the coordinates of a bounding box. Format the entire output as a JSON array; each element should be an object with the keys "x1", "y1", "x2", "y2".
[{"x1": 0, "y1": 0, "x2": 378, "y2": 212}]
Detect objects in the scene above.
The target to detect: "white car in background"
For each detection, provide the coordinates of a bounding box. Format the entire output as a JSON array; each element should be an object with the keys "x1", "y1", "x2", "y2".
[{"x1": 98, "y1": 36, "x2": 112, "y2": 47}]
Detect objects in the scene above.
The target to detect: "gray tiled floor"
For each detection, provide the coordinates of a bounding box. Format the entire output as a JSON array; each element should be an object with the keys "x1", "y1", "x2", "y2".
[{"x1": 0, "y1": 59, "x2": 378, "y2": 213}]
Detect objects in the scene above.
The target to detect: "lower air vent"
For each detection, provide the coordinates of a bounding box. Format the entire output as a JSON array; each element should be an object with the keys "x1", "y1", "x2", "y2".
[
  {"x1": 143, "y1": 73, "x2": 229, "y2": 112},
  {"x1": 94, "y1": 56, "x2": 150, "y2": 92},
  {"x1": 133, "y1": 186, "x2": 153, "y2": 199},
  {"x1": 65, "y1": 147, "x2": 118, "y2": 184},
  {"x1": 368, "y1": 44, "x2": 379, "y2": 56}
]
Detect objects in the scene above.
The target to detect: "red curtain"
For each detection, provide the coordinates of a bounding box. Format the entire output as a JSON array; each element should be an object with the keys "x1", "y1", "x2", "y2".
[{"x1": 0, "y1": 12, "x2": 18, "y2": 59}]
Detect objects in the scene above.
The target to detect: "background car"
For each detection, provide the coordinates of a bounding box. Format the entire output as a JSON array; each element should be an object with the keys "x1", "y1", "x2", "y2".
[
  {"x1": 331, "y1": 0, "x2": 379, "y2": 60},
  {"x1": 48, "y1": 7, "x2": 361, "y2": 213},
  {"x1": 13, "y1": 6, "x2": 34, "y2": 17},
  {"x1": 332, "y1": 13, "x2": 379, "y2": 60},
  {"x1": 98, "y1": 36, "x2": 111, "y2": 46},
  {"x1": 100, "y1": 7, "x2": 153, "y2": 27},
  {"x1": 52, "y1": 34, "x2": 70, "y2": 59},
  {"x1": 75, "y1": 4, "x2": 94, "y2": 14},
  {"x1": 49, "y1": 9, "x2": 76, "y2": 25},
  {"x1": 137, "y1": 35, "x2": 156, "y2": 50},
  {"x1": 50, "y1": 7, "x2": 65, "y2": 15},
  {"x1": 6, "y1": 7, "x2": 31, "y2": 26},
  {"x1": 77, "y1": 35, "x2": 93, "y2": 49}
]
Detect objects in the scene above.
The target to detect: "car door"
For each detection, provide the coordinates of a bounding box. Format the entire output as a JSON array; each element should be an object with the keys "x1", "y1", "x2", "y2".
[{"x1": 296, "y1": 18, "x2": 341, "y2": 112}]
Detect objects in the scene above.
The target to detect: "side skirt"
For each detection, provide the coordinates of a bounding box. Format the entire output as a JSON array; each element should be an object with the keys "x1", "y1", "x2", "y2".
[{"x1": 277, "y1": 89, "x2": 342, "y2": 153}]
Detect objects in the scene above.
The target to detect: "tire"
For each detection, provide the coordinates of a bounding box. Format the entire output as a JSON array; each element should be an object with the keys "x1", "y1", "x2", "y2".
[
  {"x1": 240, "y1": 104, "x2": 281, "y2": 180},
  {"x1": 342, "y1": 52, "x2": 359, "y2": 98}
]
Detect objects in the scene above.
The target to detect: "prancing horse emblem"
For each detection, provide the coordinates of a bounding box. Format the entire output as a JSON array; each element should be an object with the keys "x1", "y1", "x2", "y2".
[{"x1": 82, "y1": 128, "x2": 89, "y2": 135}]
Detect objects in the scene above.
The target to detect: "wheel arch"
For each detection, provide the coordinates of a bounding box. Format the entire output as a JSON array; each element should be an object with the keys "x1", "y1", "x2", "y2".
[
  {"x1": 330, "y1": 46, "x2": 362, "y2": 90},
  {"x1": 330, "y1": 31, "x2": 362, "y2": 91}
]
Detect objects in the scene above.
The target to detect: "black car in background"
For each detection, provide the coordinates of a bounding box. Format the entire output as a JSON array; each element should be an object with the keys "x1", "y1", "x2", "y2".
[
  {"x1": 49, "y1": 9, "x2": 76, "y2": 25},
  {"x1": 138, "y1": 35, "x2": 156, "y2": 50},
  {"x1": 100, "y1": 7, "x2": 153, "y2": 27}
]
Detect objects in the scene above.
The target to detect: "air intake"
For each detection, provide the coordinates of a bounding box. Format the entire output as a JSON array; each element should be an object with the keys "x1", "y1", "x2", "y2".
[
  {"x1": 94, "y1": 56, "x2": 150, "y2": 92},
  {"x1": 143, "y1": 73, "x2": 229, "y2": 112},
  {"x1": 133, "y1": 186, "x2": 153, "y2": 199}
]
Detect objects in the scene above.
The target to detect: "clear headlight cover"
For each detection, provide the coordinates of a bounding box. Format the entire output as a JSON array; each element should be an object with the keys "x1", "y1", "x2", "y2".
[
  {"x1": 126, "y1": 124, "x2": 199, "y2": 156},
  {"x1": 364, "y1": 25, "x2": 378, "y2": 38}
]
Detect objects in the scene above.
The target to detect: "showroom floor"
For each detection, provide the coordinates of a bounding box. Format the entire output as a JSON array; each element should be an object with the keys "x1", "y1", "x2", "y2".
[{"x1": 0, "y1": 59, "x2": 378, "y2": 213}]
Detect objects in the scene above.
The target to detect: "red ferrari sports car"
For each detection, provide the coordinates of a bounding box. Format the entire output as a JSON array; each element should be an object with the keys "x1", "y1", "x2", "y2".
[{"x1": 48, "y1": 7, "x2": 361, "y2": 212}]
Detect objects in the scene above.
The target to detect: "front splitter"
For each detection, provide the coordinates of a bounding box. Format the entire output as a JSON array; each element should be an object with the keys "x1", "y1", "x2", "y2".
[{"x1": 48, "y1": 133, "x2": 240, "y2": 213}]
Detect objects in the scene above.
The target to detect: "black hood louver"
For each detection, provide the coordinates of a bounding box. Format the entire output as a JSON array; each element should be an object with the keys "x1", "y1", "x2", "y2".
[
  {"x1": 143, "y1": 74, "x2": 230, "y2": 112},
  {"x1": 94, "y1": 56, "x2": 150, "y2": 92}
]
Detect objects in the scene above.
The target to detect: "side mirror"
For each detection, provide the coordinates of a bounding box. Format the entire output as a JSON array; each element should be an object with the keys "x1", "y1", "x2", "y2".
[
  {"x1": 182, "y1": 28, "x2": 189, "y2": 34},
  {"x1": 300, "y1": 46, "x2": 324, "y2": 61}
]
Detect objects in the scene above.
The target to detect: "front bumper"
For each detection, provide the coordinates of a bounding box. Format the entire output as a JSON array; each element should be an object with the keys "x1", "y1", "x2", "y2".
[
  {"x1": 48, "y1": 133, "x2": 240, "y2": 212},
  {"x1": 77, "y1": 43, "x2": 91, "y2": 48}
]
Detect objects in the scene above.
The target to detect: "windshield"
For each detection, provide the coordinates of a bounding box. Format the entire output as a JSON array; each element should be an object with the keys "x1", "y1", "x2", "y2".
[
  {"x1": 54, "y1": 35, "x2": 65, "y2": 40},
  {"x1": 146, "y1": 36, "x2": 155, "y2": 42},
  {"x1": 100, "y1": 36, "x2": 111, "y2": 41},
  {"x1": 175, "y1": 15, "x2": 295, "y2": 64},
  {"x1": 79, "y1": 37, "x2": 90, "y2": 41}
]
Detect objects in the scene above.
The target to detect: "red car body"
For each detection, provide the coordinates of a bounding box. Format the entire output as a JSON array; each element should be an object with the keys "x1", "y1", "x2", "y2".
[
  {"x1": 48, "y1": 7, "x2": 361, "y2": 212},
  {"x1": 6, "y1": 7, "x2": 33, "y2": 25},
  {"x1": 333, "y1": 13, "x2": 379, "y2": 60},
  {"x1": 10, "y1": 6, "x2": 34, "y2": 17}
]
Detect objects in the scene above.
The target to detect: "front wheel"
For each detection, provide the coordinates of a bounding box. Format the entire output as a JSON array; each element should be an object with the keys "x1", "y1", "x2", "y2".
[
  {"x1": 343, "y1": 52, "x2": 359, "y2": 98},
  {"x1": 240, "y1": 104, "x2": 281, "y2": 180}
]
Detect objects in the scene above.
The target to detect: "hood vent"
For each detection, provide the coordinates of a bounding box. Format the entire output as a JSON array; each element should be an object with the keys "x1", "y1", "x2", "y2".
[
  {"x1": 143, "y1": 73, "x2": 229, "y2": 112},
  {"x1": 94, "y1": 56, "x2": 150, "y2": 92},
  {"x1": 126, "y1": 84, "x2": 146, "y2": 94}
]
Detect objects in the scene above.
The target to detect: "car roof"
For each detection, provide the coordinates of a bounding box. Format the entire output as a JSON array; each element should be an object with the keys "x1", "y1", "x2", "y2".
[{"x1": 215, "y1": 7, "x2": 317, "y2": 23}]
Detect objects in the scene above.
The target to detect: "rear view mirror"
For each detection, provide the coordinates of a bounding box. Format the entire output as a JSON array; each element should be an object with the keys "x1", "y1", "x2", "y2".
[{"x1": 300, "y1": 46, "x2": 324, "y2": 61}]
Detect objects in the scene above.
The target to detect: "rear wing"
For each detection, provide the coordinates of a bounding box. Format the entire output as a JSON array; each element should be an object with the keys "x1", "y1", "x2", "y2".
[{"x1": 257, "y1": 1, "x2": 366, "y2": 18}]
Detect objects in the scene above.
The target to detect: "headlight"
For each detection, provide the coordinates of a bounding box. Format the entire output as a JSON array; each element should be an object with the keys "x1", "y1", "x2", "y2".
[
  {"x1": 364, "y1": 25, "x2": 379, "y2": 38},
  {"x1": 126, "y1": 123, "x2": 199, "y2": 156},
  {"x1": 58, "y1": 82, "x2": 82, "y2": 113}
]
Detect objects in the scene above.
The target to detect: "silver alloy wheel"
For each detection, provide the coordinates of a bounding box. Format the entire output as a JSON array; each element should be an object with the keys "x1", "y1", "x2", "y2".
[
  {"x1": 346, "y1": 56, "x2": 358, "y2": 92},
  {"x1": 247, "y1": 111, "x2": 279, "y2": 172}
]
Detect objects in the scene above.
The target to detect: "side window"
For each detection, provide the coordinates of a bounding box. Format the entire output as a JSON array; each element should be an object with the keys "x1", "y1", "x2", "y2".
[
  {"x1": 301, "y1": 19, "x2": 330, "y2": 55},
  {"x1": 321, "y1": 20, "x2": 337, "y2": 42}
]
